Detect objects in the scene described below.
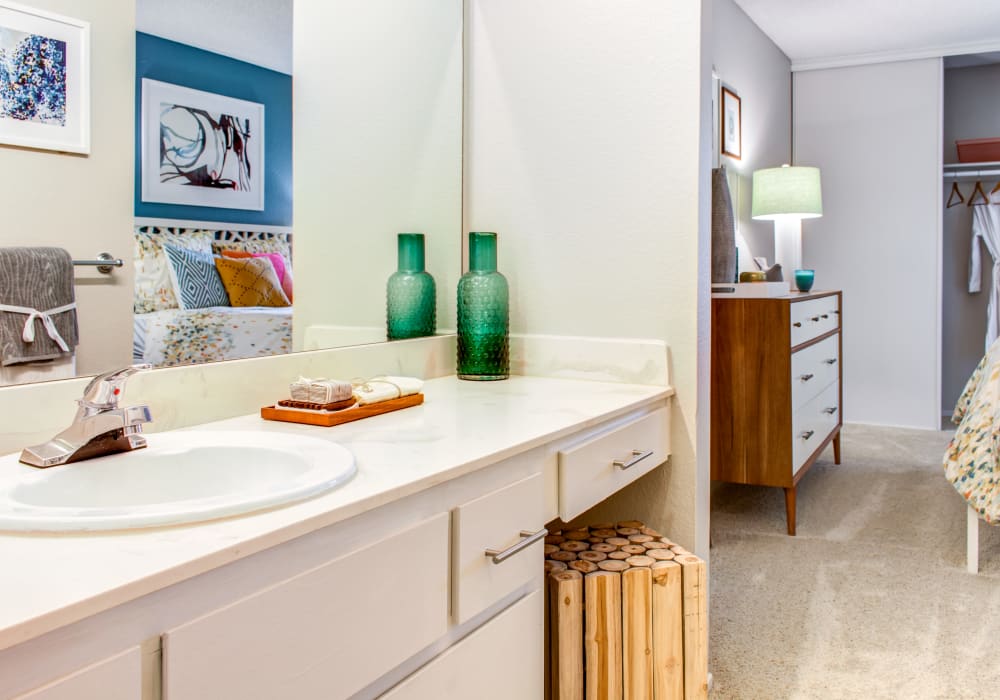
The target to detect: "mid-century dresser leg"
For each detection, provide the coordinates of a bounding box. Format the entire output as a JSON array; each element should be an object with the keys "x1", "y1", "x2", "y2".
[
  {"x1": 784, "y1": 487, "x2": 796, "y2": 536},
  {"x1": 833, "y1": 432, "x2": 842, "y2": 465}
]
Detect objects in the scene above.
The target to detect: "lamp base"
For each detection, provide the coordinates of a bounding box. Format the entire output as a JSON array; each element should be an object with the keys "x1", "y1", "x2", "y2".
[{"x1": 773, "y1": 218, "x2": 802, "y2": 290}]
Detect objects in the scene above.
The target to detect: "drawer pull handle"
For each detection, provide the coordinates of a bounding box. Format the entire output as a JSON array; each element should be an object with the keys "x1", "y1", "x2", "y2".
[
  {"x1": 821, "y1": 314, "x2": 829, "y2": 319},
  {"x1": 800, "y1": 373, "x2": 814, "y2": 382},
  {"x1": 823, "y1": 406, "x2": 838, "y2": 415},
  {"x1": 485, "y1": 528, "x2": 548, "y2": 565},
  {"x1": 613, "y1": 449, "x2": 654, "y2": 471},
  {"x1": 800, "y1": 430, "x2": 815, "y2": 440},
  {"x1": 810, "y1": 316, "x2": 820, "y2": 322},
  {"x1": 793, "y1": 322, "x2": 803, "y2": 328},
  {"x1": 824, "y1": 358, "x2": 837, "y2": 365}
]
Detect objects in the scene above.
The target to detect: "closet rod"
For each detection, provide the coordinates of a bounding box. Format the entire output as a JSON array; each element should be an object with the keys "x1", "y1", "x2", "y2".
[{"x1": 943, "y1": 169, "x2": 1000, "y2": 179}]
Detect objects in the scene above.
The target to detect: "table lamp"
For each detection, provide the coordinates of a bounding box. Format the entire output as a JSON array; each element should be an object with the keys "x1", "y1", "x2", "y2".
[{"x1": 751, "y1": 165, "x2": 822, "y2": 288}]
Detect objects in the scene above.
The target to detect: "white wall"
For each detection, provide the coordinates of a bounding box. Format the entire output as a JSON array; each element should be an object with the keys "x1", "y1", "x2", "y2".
[
  {"x1": 941, "y1": 64, "x2": 1000, "y2": 414},
  {"x1": 0, "y1": 0, "x2": 135, "y2": 377},
  {"x1": 712, "y1": 0, "x2": 791, "y2": 264},
  {"x1": 136, "y1": 0, "x2": 292, "y2": 74},
  {"x1": 465, "y1": 0, "x2": 710, "y2": 553},
  {"x1": 794, "y1": 59, "x2": 942, "y2": 429},
  {"x1": 293, "y1": 0, "x2": 463, "y2": 348}
]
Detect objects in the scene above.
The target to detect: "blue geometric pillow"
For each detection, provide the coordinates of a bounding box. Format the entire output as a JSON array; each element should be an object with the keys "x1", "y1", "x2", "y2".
[{"x1": 162, "y1": 243, "x2": 230, "y2": 309}]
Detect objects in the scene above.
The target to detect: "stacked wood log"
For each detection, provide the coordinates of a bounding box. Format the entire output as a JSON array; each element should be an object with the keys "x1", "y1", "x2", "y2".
[{"x1": 545, "y1": 521, "x2": 707, "y2": 700}]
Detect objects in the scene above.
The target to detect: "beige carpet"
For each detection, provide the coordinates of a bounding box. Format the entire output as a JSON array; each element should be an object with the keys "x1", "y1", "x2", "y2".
[{"x1": 709, "y1": 423, "x2": 1000, "y2": 699}]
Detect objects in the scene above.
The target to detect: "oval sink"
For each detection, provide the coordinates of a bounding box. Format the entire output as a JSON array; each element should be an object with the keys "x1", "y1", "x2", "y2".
[{"x1": 0, "y1": 431, "x2": 356, "y2": 532}]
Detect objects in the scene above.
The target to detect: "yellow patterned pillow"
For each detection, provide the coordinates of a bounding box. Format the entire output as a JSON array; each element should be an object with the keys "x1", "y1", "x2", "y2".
[{"x1": 214, "y1": 256, "x2": 291, "y2": 307}]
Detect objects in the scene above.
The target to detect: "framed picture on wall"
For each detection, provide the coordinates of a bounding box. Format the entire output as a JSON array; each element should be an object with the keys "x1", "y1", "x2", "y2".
[
  {"x1": 721, "y1": 85, "x2": 741, "y2": 160},
  {"x1": 141, "y1": 79, "x2": 265, "y2": 211},
  {"x1": 0, "y1": 2, "x2": 89, "y2": 154}
]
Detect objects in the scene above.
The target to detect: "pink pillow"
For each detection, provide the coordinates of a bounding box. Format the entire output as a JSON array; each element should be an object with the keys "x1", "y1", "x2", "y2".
[{"x1": 252, "y1": 252, "x2": 286, "y2": 284}]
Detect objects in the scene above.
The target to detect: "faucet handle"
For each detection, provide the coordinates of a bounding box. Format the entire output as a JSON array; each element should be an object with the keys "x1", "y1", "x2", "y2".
[{"x1": 81, "y1": 364, "x2": 151, "y2": 410}]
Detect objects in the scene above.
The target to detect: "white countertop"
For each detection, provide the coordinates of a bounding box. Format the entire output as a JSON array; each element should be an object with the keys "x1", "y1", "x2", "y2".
[{"x1": 0, "y1": 375, "x2": 671, "y2": 651}]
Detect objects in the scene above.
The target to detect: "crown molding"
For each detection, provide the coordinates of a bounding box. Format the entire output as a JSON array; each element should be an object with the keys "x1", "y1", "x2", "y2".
[{"x1": 791, "y1": 39, "x2": 1000, "y2": 72}]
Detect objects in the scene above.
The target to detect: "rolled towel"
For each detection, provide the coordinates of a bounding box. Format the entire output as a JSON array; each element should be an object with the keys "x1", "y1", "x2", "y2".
[
  {"x1": 353, "y1": 375, "x2": 424, "y2": 406},
  {"x1": 289, "y1": 377, "x2": 353, "y2": 404}
]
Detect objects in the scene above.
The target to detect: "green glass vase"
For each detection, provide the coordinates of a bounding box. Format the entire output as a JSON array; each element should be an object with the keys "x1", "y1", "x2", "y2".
[
  {"x1": 457, "y1": 232, "x2": 509, "y2": 380},
  {"x1": 387, "y1": 233, "x2": 436, "y2": 340}
]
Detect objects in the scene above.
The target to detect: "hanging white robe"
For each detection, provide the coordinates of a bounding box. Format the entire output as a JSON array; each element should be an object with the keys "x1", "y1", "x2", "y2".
[{"x1": 969, "y1": 205, "x2": 1000, "y2": 351}]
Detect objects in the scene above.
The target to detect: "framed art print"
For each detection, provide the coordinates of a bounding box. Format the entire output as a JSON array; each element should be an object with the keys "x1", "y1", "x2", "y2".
[
  {"x1": 141, "y1": 79, "x2": 265, "y2": 211},
  {"x1": 721, "y1": 85, "x2": 741, "y2": 160},
  {"x1": 0, "y1": 2, "x2": 89, "y2": 154}
]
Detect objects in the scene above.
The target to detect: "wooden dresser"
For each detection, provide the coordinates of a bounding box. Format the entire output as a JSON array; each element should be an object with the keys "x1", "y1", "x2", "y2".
[{"x1": 711, "y1": 290, "x2": 843, "y2": 535}]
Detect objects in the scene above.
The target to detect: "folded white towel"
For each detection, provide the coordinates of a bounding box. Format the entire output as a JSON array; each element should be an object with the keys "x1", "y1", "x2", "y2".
[{"x1": 353, "y1": 375, "x2": 424, "y2": 406}]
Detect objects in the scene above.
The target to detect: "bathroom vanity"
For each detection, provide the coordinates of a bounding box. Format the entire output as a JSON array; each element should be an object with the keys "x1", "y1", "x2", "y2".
[{"x1": 0, "y1": 374, "x2": 672, "y2": 699}]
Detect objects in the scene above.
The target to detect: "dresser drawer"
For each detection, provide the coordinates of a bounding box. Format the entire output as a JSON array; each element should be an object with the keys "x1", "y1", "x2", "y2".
[
  {"x1": 792, "y1": 381, "x2": 840, "y2": 475},
  {"x1": 162, "y1": 513, "x2": 450, "y2": 700},
  {"x1": 790, "y1": 333, "x2": 840, "y2": 411},
  {"x1": 453, "y1": 472, "x2": 546, "y2": 625},
  {"x1": 790, "y1": 295, "x2": 840, "y2": 347},
  {"x1": 558, "y1": 407, "x2": 671, "y2": 522}
]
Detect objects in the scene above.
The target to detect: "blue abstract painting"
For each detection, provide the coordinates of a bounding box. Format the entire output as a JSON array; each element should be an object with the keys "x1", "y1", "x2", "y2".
[
  {"x1": 159, "y1": 103, "x2": 254, "y2": 193},
  {"x1": 0, "y1": 27, "x2": 66, "y2": 126}
]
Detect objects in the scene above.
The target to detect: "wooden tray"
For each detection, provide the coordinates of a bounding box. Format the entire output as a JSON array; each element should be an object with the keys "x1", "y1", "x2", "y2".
[{"x1": 261, "y1": 393, "x2": 424, "y2": 427}]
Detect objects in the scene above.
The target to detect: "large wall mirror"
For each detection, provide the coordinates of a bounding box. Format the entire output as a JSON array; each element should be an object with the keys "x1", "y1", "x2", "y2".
[{"x1": 0, "y1": 0, "x2": 462, "y2": 388}]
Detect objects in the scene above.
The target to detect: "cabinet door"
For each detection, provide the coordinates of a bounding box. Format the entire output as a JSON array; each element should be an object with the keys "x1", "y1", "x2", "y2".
[
  {"x1": 12, "y1": 647, "x2": 140, "y2": 700},
  {"x1": 381, "y1": 590, "x2": 544, "y2": 699},
  {"x1": 163, "y1": 512, "x2": 450, "y2": 700}
]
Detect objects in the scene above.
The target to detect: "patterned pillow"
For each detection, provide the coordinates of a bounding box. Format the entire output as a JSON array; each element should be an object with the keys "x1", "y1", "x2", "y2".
[
  {"x1": 134, "y1": 229, "x2": 215, "y2": 313},
  {"x1": 212, "y1": 234, "x2": 292, "y2": 269},
  {"x1": 163, "y1": 244, "x2": 230, "y2": 309},
  {"x1": 214, "y1": 256, "x2": 291, "y2": 307}
]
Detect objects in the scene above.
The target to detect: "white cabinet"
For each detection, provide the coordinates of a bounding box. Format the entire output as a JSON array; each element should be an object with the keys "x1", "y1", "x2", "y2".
[
  {"x1": 381, "y1": 590, "x2": 544, "y2": 699},
  {"x1": 558, "y1": 407, "x2": 671, "y2": 521},
  {"x1": 452, "y1": 472, "x2": 546, "y2": 624},
  {"x1": 12, "y1": 647, "x2": 141, "y2": 700},
  {"x1": 162, "y1": 513, "x2": 450, "y2": 700}
]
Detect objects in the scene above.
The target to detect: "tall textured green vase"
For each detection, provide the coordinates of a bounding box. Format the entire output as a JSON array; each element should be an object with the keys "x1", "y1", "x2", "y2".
[
  {"x1": 457, "y1": 231, "x2": 509, "y2": 380},
  {"x1": 387, "y1": 233, "x2": 436, "y2": 340}
]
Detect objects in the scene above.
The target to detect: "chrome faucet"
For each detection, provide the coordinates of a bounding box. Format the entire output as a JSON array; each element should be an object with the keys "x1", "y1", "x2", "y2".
[{"x1": 20, "y1": 365, "x2": 153, "y2": 468}]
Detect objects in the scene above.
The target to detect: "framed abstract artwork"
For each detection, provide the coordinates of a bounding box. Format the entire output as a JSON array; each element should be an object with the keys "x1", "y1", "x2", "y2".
[
  {"x1": 141, "y1": 79, "x2": 265, "y2": 211},
  {"x1": 721, "y1": 85, "x2": 741, "y2": 160},
  {"x1": 0, "y1": 2, "x2": 89, "y2": 154}
]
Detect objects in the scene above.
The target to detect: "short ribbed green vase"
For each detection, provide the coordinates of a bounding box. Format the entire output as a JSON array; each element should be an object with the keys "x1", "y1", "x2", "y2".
[
  {"x1": 387, "y1": 233, "x2": 436, "y2": 340},
  {"x1": 457, "y1": 232, "x2": 509, "y2": 380}
]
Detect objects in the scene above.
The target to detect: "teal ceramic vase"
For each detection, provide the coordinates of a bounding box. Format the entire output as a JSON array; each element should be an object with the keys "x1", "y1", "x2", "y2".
[
  {"x1": 794, "y1": 269, "x2": 815, "y2": 293},
  {"x1": 457, "y1": 232, "x2": 509, "y2": 380},
  {"x1": 387, "y1": 233, "x2": 436, "y2": 340}
]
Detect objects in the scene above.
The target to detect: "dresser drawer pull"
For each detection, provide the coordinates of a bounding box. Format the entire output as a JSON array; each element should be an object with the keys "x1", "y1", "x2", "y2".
[
  {"x1": 810, "y1": 316, "x2": 821, "y2": 322},
  {"x1": 824, "y1": 358, "x2": 837, "y2": 365},
  {"x1": 485, "y1": 528, "x2": 548, "y2": 565},
  {"x1": 800, "y1": 430, "x2": 815, "y2": 440},
  {"x1": 800, "y1": 373, "x2": 815, "y2": 382},
  {"x1": 793, "y1": 322, "x2": 803, "y2": 328},
  {"x1": 613, "y1": 449, "x2": 654, "y2": 471},
  {"x1": 823, "y1": 406, "x2": 838, "y2": 415},
  {"x1": 821, "y1": 314, "x2": 829, "y2": 319}
]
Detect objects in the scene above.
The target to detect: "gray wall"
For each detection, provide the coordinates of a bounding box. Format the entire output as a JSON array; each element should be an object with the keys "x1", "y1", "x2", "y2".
[
  {"x1": 795, "y1": 59, "x2": 943, "y2": 430},
  {"x1": 941, "y1": 64, "x2": 1000, "y2": 415},
  {"x1": 712, "y1": 0, "x2": 792, "y2": 265}
]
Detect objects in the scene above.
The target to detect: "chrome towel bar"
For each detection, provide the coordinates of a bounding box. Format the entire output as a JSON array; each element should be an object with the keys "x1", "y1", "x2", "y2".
[{"x1": 73, "y1": 253, "x2": 123, "y2": 274}]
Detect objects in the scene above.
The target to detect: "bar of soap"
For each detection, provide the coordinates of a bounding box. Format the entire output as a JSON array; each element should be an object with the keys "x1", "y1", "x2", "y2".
[{"x1": 289, "y1": 377, "x2": 353, "y2": 404}]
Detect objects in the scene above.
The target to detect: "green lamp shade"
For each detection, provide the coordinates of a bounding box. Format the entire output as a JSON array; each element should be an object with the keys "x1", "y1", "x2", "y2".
[{"x1": 751, "y1": 166, "x2": 823, "y2": 220}]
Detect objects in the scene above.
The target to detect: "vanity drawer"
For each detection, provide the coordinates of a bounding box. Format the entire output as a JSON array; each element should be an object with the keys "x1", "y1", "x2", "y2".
[
  {"x1": 790, "y1": 296, "x2": 840, "y2": 347},
  {"x1": 792, "y1": 382, "x2": 840, "y2": 475},
  {"x1": 790, "y1": 333, "x2": 840, "y2": 411},
  {"x1": 558, "y1": 407, "x2": 670, "y2": 522},
  {"x1": 381, "y1": 590, "x2": 543, "y2": 699},
  {"x1": 162, "y1": 512, "x2": 450, "y2": 700},
  {"x1": 12, "y1": 647, "x2": 140, "y2": 700},
  {"x1": 452, "y1": 472, "x2": 546, "y2": 625}
]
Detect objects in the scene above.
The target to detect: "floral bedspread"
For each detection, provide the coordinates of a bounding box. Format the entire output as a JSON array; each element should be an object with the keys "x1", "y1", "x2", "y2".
[
  {"x1": 944, "y1": 339, "x2": 1000, "y2": 524},
  {"x1": 134, "y1": 306, "x2": 292, "y2": 368}
]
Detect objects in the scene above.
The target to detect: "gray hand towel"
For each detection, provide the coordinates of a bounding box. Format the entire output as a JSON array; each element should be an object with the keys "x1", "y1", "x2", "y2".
[{"x1": 0, "y1": 247, "x2": 79, "y2": 365}]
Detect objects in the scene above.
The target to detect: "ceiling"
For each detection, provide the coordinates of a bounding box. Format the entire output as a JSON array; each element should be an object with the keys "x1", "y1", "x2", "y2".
[
  {"x1": 733, "y1": 0, "x2": 1000, "y2": 71},
  {"x1": 136, "y1": 0, "x2": 293, "y2": 74}
]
